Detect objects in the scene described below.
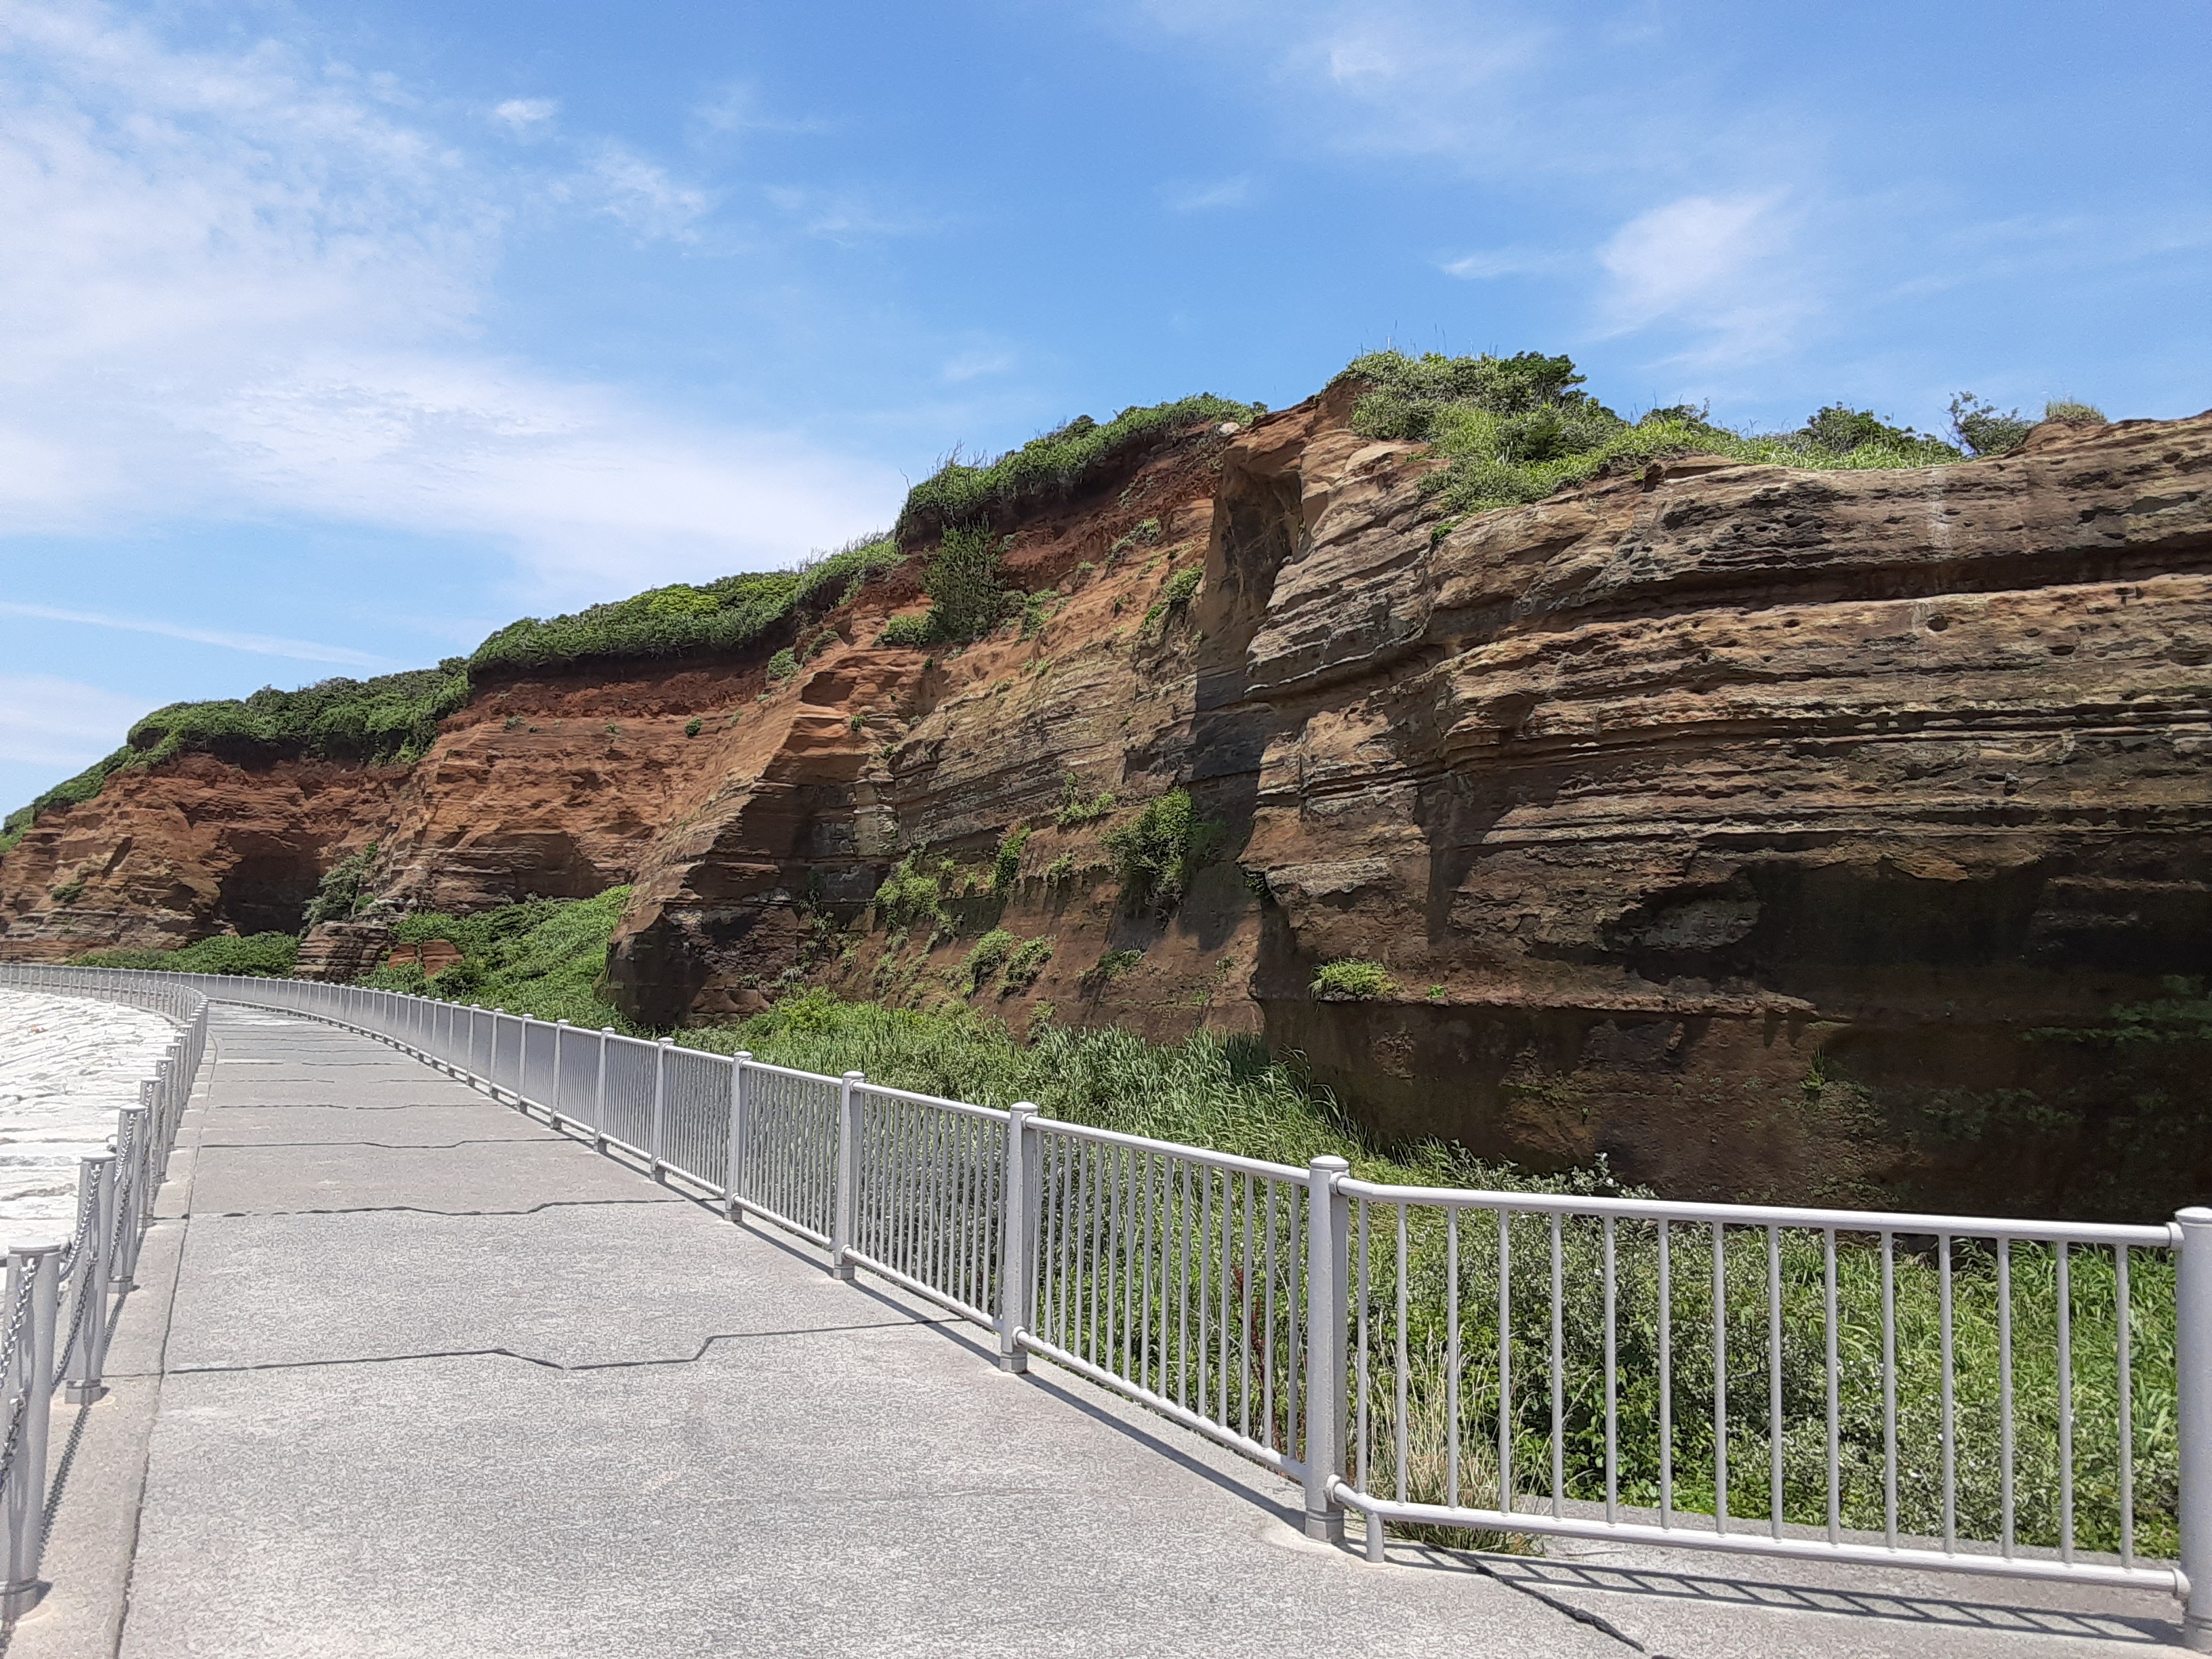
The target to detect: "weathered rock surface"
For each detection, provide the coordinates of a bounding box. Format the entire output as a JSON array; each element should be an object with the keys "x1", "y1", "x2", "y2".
[{"x1": 7, "y1": 398, "x2": 2211, "y2": 1218}]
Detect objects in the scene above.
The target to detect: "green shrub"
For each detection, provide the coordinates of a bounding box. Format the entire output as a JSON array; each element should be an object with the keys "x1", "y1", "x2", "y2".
[
  {"x1": 49, "y1": 877, "x2": 85, "y2": 905},
  {"x1": 1334, "y1": 349, "x2": 1967, "y2": 531},
  {"x1": 1001, "y1": 936, "x2": 1054, "y2": 991},
  {"x1": 304, "y1": 842, "x2": 380, "y2": 928},
  {"x1": 1086, "y1": 947, "x2": 1144, "y2": 985},
  {"x1": 962, "y1": 928, "x2": 1017, "y2": 994},
  {"x1": 1055, "y1": 773, "x2": 1117, "y2": 827},
  {"x1": 1948, "y1": 392, "x2": 2033, "y2": 457},
  {"x1": 922, "y1": 523, "x2": 1018, "y2": 645},
  {"x1": 766, "y1": 649, "x2": 799, "y2": 682},
  {"x1": 991, "y1": 825, "x2": 1030, "y2": 896},
  {"x1": 2045, "y1": 398, "x2": 2107, "y2": 425},
  {"x1": 365, "y1": 888, "x2": 634, "y2": 1028},
  {"x1": 469, "y1": 536, "x2": 901, "y2": 676},
  {"x1": 1102, "y1": 787, "x2": 1223, "y2": 910},
  {"x1": 1109, "y1": 518, "x2": 1162, "y2": 557},
  {"x1": 1312, "y1": 958, "x2": 1397, "y2": 1000},
  {"x1": 1044, "y1": 852, "x2": 1076, "y2": 887},
  {"x1": 1144, "y1": 565, "x2": 1204, "y2": 630},
  {"x1": 872, "y1": 856, "x2": 947, "y2": 931},
  {"x1": 684, "y1": 718, "x2": 703, "y2": 737},
  {"x1": 74, "y1": 932, "x2": 301, "y2": 977},
  {"x1": 897, "y1": 397, "x2": 1256, "y2": 542},
  {"x1": 878, "y1": 613, "x2": 935, "y2": 649}
]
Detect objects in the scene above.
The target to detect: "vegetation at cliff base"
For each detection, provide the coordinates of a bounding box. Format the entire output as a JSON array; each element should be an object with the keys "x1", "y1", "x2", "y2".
[
  {"x1": 72, "y1": 933, "x2": 301, "y2": 977},
  {"x1": 470, "y1": 536, "x2": 901, "y2": 676},
  {"x1": 362, "y1": 887, "x2": 634, "y2": 1029},
  {"x1": 895, "y1": 394, "x2": 1258, "y2": 542}
]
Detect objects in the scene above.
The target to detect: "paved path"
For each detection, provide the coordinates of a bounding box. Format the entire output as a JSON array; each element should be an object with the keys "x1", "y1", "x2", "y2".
[{"x1": 8, "y1": 1004, "x2": 2198, "y2": 1657}]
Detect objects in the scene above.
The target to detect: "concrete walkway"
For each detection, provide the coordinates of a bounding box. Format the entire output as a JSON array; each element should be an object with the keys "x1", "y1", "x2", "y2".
[{"x1": 7, "y1": 1005, "x2": 2197, "y2": 1657}]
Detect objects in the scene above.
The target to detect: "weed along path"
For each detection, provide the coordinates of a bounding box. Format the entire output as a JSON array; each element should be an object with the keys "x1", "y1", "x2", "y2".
[
  {"x1": 9, "y1": 1002, "x2": 2190, "y2": 1658},
  {"x1": 12, "y1": 1004, "x2": 1619, "y2": 1658}
]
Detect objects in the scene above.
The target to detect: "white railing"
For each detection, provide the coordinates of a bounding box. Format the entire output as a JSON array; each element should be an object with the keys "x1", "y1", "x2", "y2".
[
  {"x1": 4, "y1": 962, "x2": 2206, "y2": 1647},
  {"x1": 0, "y1": 972, "x2": 205, "y2": 1618}
]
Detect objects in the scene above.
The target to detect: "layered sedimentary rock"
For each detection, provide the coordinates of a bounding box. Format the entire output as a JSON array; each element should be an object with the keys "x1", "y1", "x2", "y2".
[{"x1": 7, "y1": 394, "x2": 2211, "y2": 1217}]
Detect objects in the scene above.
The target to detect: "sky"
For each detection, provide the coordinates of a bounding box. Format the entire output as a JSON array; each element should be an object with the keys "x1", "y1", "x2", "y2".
[{"x1": 2, "y1": 0, "x2": 2207, "y2": 811}]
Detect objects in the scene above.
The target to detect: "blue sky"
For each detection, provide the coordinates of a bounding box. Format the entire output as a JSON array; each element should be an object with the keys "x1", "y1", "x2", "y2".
[{"x1": 3, "y1": 0, "x2": 2207, "y2": 811}]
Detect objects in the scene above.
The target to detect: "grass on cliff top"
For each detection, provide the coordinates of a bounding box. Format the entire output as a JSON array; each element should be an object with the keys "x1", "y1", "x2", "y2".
[
  {"x1": 470, "y1": 535, "x2": 903, "y2": 676},
  {"x1": 1336, "y1": 349, "x2": 1971, "y2": 529},
  {"x1": 1, "y1": 665, "x2": 470, "y2": 856},
  {"x1": 895, "y1": 394, "x2": 1259, "y2": 543}
]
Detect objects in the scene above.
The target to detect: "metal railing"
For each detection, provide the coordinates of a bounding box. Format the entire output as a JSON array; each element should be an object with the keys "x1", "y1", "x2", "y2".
[
  {"x1": 3, "y1": 962, "x2": 2205, "y2": 1647},
  {"x1": 0, "y1": 972, "x2": 205, "y2": 1617}
]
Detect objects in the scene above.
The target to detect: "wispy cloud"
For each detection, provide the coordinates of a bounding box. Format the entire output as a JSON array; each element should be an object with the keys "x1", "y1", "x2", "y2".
[
  {"x1": 491, "y1": 97, "x2": 557, "y2": 137},
  {"x1": 1160, "y1": 174, "x2": 1253, "y2": 212},
  {"x1": 1595, "y1": 191, "x2": 1812, "y2": 363},
  {"x1": 1441, "y1": 245, "x2": 1570, "y2": 279},
  {"x1": 941, "y1": 350, "x2": 1015, "y2": 384},
  {"x1": 0, "y1": 674, "x2": 159, "y2": 768},
  {"x1": 690, "y1": 82, "x2": 827, "y2": 141},
  {"x1": 0, "y1": 604, "x2": 398, "y2": 668},
  {"x1": 0, "y1": 0, "x2": 900, "y2": 604},
  {"x1": 764, "y1": 184, "x2": 940, "y2": 244}
]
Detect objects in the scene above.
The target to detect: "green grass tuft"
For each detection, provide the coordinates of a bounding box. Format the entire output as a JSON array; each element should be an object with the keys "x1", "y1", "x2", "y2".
[
  {"x1": 72, "y1": 933, "x2": 301, "y2": 977},
  {"x1": 1102, "y1": 787, "x2": 1223, "y2": 911},
  {"x1": 1312, "y1": 958, "x2": 1397, "y2": 1000}
]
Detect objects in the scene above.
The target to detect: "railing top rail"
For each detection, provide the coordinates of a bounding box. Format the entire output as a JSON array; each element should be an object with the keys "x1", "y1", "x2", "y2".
[
  {"x1": 735, "y1": 1055, "x2": 832, "y2": 1084},
  {"x1": 854, "y1": 1079, "x2": 1010, "y2": 1124},
  {"x1": 1032, "y1": 1116, "x2": 1308, "y2": 1183},
  {"x1": 1335, "y1": 1176, "x2": 2179, "y2": 1248}
]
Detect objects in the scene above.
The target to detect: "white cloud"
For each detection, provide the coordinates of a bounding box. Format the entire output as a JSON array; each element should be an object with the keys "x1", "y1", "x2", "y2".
[
  {"x1": 583, "y1": 141, "x2": 713, "y2": 241},
  {"x1": 690, "y1": 82, "x2": 825, "y2": 140},
  {"x1": 0, "y1": 1, "x2": 899, "y2": 604},
  {"x1": 1441, "y1": 245, "x2": 1570, "y2": 279},
  {"x1": 491, "y1": 97, "x2": 557, "y2": 136},
  {"x1": 763, "y1": 184, "x2": 939, "y2": 244},
  {"x1": 1595, "y1": 192, "x2": 1811, "y2": 364},
  {"x1": 0, "y1": 674, "x2": 150, "y2": 769},
  {"x1": 1161, "y1": 174, "x2": 1253, "y2": 212},
  {"x1": 0, "y1": 603, "x2": 396, "y2": 668},
  {"x1": 941, "y1": 350, "x2": 1015, "y2": 384}
]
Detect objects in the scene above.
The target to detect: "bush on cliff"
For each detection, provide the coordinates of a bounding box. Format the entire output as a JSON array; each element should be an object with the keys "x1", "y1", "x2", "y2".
[
  {"x1": 1336, "y1": 349, "x2": 1967, "y2": 529},
  {"x1": 1102, "y1": 788, "x2": 1223, "y2": 911},
  {"x1": 895, "y1": 394, "x2": 1258, "y2": 544},
  {"x1": 470, "y1": 536, "x2": 901, "y2": 676}
]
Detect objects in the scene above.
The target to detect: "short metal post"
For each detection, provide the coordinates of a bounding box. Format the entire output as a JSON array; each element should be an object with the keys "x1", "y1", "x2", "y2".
[
  {"x1": 650, "y1": 1038, "x2": 671, "y2": 1181},
  {"x1": 1303, "y1": 1154, "x2": 1351, "y2": 1543},
  {"x1": 64, "y1": 1155, "x2": 115, "y2": 1404},
  {"x1": 724, "y1": 1055, "x2": 752, "y2": 1222},
  {"x1": 998, "y1": 1103, "x2": 1039, "y2": 1373},
  {"x1": 115, "y1": 1103, "x2": 150, "y2": 1288},
  {"x1": 1, "y1": 1241, "x2": 63, "y2": 1616},
  {"x1": 832, "y1": 1071, "x2": 863, "y2": 1280},
  {"x1": 2179, "y1": 1206, "x2": 2212, "y2": 1650},
  {"x1": 594, "y1": 1030, "x2": 611, "y2": 1153}
]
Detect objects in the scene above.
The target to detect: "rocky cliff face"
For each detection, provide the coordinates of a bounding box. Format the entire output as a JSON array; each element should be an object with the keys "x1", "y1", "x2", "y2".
[{"x1": 7, "y1": 394, "x2": 2211, "y2": 1218}]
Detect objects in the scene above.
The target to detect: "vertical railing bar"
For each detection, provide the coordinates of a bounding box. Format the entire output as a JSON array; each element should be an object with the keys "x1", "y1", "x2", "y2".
[
  {"x1": 1261, "y1": 1179, "x2": 1276, "y2": 1447},
  {"x1": 1240, "y1": 1172, "x2": 1256, "y2": 1439},
  {"x1": 1824, "y1": 1227, "x2": 1841, "y2": 1545},
  {"x1": 1883, "y1": 1229, "x2": 1898, "y2": 1549},
  {"x1": 1714, "y1": 1221, "x2": 1729, "y2": 1536},
  {"x1": 1356, "y1": 1198, "x2": 1371, "y2": 1494},
  {"x1": 2117, "y1": 1243, "x2": 2135, "y2": 1569},
  {"x1": 2057, "y1": 1240, "x2": 2074, "y2": 1564},
  {"x1": 1604, "y1": 1215, "x2": 1618, "y2": 1525},
  {"x1": 1446, "y1": 1208, "x2": 1461, "y2": 1511},
  {"x1": 1394, "y1": 1203, "x2": 1410, "y2": 1505},
  {"x1": 1999, "y1": 1235, "x2": 2015, "y2": 1558},
  {"x1": 1768, "y1": 1223, "x2": 1784, "y2": 1539},
  {"x1": 1497, "y1": 1208, "x2": 1512, "y2": 1517},
  {"x1": 1941, "y1": 1232, "x2": 1957, "y2": 1553},
  {"x1": 1660, "y1": 1219, "x2": 1673, "y2": 1529},
  {"x1": 1551, "y1": 1212, "x2": 1565, "y2": 1519}
]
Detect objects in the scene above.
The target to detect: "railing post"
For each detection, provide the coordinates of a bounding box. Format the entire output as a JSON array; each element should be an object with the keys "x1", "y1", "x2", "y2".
[
  {"x1": 998, "y1": 1103, "x2": 1039, "y2": 1373},
  {"x1": 553, "y1": 1021, "x2": 569, "y2": 1126},
  {"x1": 2179, "y1": 1206, "x2": 2212, "y2": 1651},
  {"x1": 650, "y1": 1038, "x2": 672, "y2": 1181},
  {"x1": 832, "y1": 1071, "x2": 863, "y2": 1280},
  {"x1": 114, "y1": 1101, "x2": 149, "y2": 1290},
  {"x1": 1303, "y1": 1154, "x2": 1351, "y2": 1544},
  {"x1": 1, "y1": 1240, "x2": 63, "y2": 1616},
  {"x1": 63, "y1": 1155, "x2": 115, "y2": 1404},
  {"x1": 594, "y1": 1030, "x2": 612, "y2": 1153},
  {"x1": 724, "y1": 1054, "x2": 752, "y2": 1222}
]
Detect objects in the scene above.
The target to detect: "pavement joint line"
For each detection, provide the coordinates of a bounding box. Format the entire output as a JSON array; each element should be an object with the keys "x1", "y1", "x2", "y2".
[
  {"x1": 148, "y1": 1317, "x2": 962, "y2": 1378},
  {"x1": 193, "y1": 1197, "x2": 691, "y2": 1218},
  {"x1": 194, "y1": 1139, "x2": 562, "y2": 1150}
]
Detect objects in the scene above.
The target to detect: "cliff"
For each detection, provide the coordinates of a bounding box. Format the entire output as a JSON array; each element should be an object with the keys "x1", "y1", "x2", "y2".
[{"x1": 7, "y1": 385, "x2": 2211, "y2": 1217}]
